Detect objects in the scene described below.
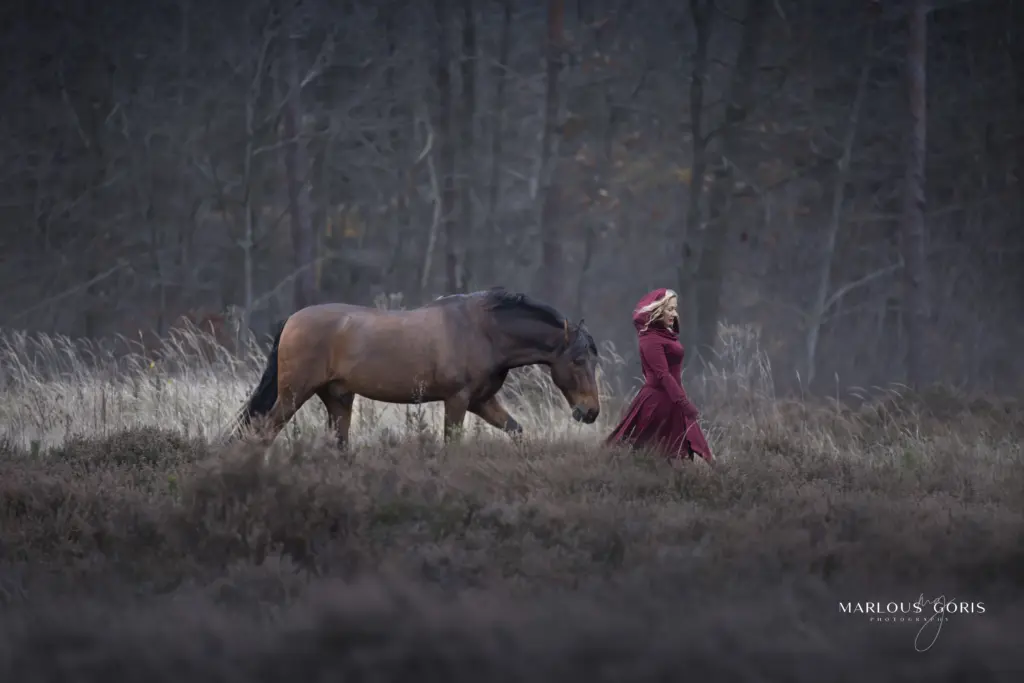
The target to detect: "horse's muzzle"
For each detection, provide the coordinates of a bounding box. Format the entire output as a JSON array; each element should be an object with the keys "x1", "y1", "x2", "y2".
[{"x1": 572, "y1": 405, "x2": 599, "y2": 424}]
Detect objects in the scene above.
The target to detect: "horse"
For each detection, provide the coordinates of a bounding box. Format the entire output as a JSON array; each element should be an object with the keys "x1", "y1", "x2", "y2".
[{"x1": 230, "y1": 287, "x2": 601, "y2": 447}]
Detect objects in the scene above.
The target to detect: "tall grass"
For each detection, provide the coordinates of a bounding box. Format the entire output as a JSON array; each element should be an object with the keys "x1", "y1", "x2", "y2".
[
  {"x1": 0, "y1": 320, "x2": 629, "y2": 448},
  {"x1": 1, "y1": 321, "x2": 1023, "y2": 678},
  {"x1": 1, "y1": 319, "x2": 1021, "y2": 468}
]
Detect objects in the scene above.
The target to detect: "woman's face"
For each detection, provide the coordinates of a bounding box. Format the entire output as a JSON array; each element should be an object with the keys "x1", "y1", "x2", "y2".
[{"x1": 664, "y1": 296, "x2": 678, "y2": 323}]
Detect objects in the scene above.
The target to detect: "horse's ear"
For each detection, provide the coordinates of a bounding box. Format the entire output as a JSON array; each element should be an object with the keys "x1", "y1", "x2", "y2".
[{"x1": 577, "y1": 318, "x2": 585, "y2": 328}]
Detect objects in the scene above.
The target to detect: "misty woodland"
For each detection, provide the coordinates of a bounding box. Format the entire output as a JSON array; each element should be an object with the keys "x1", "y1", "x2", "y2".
[{"x1": 0, "y1": 0, "x2": 1022, "y2": 680}]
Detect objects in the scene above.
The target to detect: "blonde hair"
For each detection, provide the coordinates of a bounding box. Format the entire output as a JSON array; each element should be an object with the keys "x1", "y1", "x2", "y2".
[{"x1": 637, "y1": 289, "x2": 678, "y2": 333}]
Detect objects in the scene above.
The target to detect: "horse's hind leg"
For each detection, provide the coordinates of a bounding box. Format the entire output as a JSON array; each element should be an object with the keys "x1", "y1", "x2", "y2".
[
  {"x1": 469, "y1": 395, "x2": 523, "y2": 439},
  {"x1": 255, "y1": 386, "x2": 312, "y2": 446},
  {"x1": 442, "y1": 394, "x2": 470, "y2": 444},
  {"x1": 317, "y1": 383, "x2": 355, "y2": 450}
]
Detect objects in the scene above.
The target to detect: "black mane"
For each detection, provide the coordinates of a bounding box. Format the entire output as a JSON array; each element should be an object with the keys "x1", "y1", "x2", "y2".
[
  {"x1": 428, "y1": 287, "x2": 596, "y2": 356},
  {"x1": 481, "y1": 287, "x2": 566, "y2": 329},
  {"x1": 481, "y1": 287, "x2": 597, "y2": 357},
  {"x1": 428, "y1": 287, "x2": 563, "y2": 323}
]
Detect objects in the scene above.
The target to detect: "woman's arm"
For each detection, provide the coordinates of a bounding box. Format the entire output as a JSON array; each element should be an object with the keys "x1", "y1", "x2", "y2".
[{"x1": 640, "y1": 338, "x2": 700, "y2": 419}]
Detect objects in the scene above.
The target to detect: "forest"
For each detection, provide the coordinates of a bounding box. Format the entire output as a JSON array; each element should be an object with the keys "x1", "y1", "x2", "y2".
[{"x1": 1, "y1": 0, "x2": 1021, "y2": 394}]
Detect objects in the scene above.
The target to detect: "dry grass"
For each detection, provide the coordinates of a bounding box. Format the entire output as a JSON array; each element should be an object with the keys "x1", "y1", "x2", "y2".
[{"x1": 1, "y1": 322, "x2": 1023, "y2": 680}]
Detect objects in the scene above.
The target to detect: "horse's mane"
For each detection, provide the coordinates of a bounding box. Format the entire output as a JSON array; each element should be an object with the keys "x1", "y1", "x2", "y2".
[
  {"x1": 480, "y1": 287, "x2": 567, "y2": 329},
  {"x1": 428, "y1": 287, "x2": 563, "y2": 325},
  {"x1": 485, "y1": 287, "x2": 597, "y2": 356},
  {"x1": 429, "y1": 287, "x2": 595, "y2": 354}
]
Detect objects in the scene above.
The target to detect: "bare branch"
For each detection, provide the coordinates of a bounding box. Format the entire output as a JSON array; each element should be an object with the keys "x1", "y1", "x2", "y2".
[
  {"x1": 824, "y1": 261, "x2": 903, "y2": 314},
  {"x1": 418, "y1": 107, "x2": 444, "y2": 292},
  {"x1": 10, "y1": 261, "x2": 128, "y2": 323},
  {"x1": 57, "y1": 62, "x2": 91, "y2": 149},
  {"x1": 415, "y1": 125, "x2": 435, "y2": 164},
  {"x1": 299, "y1": 29, "x2": 338, "y2": 90}
]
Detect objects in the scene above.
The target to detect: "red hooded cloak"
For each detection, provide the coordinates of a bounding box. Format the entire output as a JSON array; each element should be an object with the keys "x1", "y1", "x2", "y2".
[{"x1": 605, "y1": 288, "x2": 713, "y2": 463}]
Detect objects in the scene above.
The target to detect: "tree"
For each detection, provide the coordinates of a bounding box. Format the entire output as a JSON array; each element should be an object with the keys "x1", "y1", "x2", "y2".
[
  {"x1": 676, "y1": 0, "x2": 714, "y2": 363},
  {"x1": 280, "y1": 3, "x2": 318, "y2": 311},
  {"x1": 435, "y1": 0, "x2": 461, "y2": 295},
  {"x1": 803, "y1": 15, "x2": 876, "y2": 386},
  {"x1": 901, "y1": 0, "x2": 929, "y2": 387},
  {"x1": 536, "y1": 0, "x2": 567, "y2": 309},
  {"x1": 690, "y1": 0, "x2": 769, "y2": 363},
  {"x1": 456, "y1": 0, "x2": 478, "y2": 292},
  {"x1": 203, "y1": 1, "x2": 280, "y2": 334},
  {"x1": 481, "y1": 0, "x2": 513, "y2": 282}
]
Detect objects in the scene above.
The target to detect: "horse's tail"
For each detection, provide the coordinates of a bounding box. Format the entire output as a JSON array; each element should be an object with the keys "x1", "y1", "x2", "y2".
[{"x1": 231, "y1": 320, "x2": 286, "y2": 439}]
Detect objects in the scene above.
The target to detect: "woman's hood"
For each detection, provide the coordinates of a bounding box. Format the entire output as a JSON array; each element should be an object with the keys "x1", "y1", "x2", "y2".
[{"x1": 632, "y1": 288, "x2": 678, "y2": 335}]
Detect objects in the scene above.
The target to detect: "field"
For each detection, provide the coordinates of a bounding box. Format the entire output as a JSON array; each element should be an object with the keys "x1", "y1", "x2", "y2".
[{"x1": 1, "y1": 323, "x2": 1022, "y2": 681}]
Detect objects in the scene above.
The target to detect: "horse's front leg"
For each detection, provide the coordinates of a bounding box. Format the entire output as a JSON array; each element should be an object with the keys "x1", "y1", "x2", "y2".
[
  {"x1": 442, "y1": 394, "x2": 470, "y2": 444},
  {"x1": 469, "y1": 395, "x2": 523, "y2": 439}
]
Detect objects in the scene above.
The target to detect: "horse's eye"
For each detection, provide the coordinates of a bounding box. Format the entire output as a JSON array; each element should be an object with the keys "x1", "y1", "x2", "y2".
[{"x1": 573, "y1": 356, "x2": 586, "y2": 366}]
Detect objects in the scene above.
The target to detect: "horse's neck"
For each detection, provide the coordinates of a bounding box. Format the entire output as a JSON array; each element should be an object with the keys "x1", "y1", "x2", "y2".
[
  {"x1": 501, "y1": 347, "x2": 554, "y2": 370},
  {"x1": 494, "y1": 321, "x2": 563, "y2": 369}
]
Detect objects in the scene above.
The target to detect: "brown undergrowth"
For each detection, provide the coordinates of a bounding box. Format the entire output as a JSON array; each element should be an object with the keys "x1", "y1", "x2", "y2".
[{"x1": 0, "y1": 325, "x2": 1023, "y2": 679}]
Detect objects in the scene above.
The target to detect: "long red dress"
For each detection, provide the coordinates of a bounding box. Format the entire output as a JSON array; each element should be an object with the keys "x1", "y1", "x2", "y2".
[{"x1": 605, "y1": 289, "x2": 714, "y2": 463}]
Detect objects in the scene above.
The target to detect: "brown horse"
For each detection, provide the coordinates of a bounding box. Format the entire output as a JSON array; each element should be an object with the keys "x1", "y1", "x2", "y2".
[{"x1": 231, "y1": 287, "x2": 601, "y2": 447}]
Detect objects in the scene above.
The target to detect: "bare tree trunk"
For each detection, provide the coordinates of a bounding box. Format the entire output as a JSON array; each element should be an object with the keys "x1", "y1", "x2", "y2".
[
  {"x1": 416, "y1": 103, "x2": 445, "y2": 293},
  {"x1": 482, "y1": 0, "x2": 512, "y2": 283},
  {"x1": 383, "y1": 1, "x2": 413, "y2": 290},
  {"x1": 457, "y1": 0, "x2": 477, "y2": 292},
  {"x1": 238, "y1": 34, "x2": 269, "y2": 335},
  {"x1": 803, "y1": 21, "x2": 875, "y2": 387},
  {"x1": 901, "y1": 0, "x2": 929, "y2": 388},
  {"x1": 1005, "y1": 0, "x2": 1024, "y2": 310},
  {"x1": 573, "y1": 0, "x2": 619, "y2": 321},
  {"x1": 242, "y1": 204, "x2": 255, "y2": 333},
  {"x1": 139, "y1": 170, "x2": 167, "y2": 334},
  {"x1": 677, "y1": 0, "x2": 714, "y2": 363},
  {"x1": 537, "y1": 0, "x2": 566, "y2": 307},
  {"x1": 54, "y1": 46, "x2": 116, "y2": 338},
  {"x1": 82, "y1": 61, "x2": 114, "y2": 339},
  {"x1": 174, "y1": 0, "x2": 193, "y2": 321},
  {"x1": 434, "y1": 0, "x2": 460, "y2": 294},
  {"x1": 280, "y1": 21, "x2": 317, "y2": 311},
  {"x1": 692, "y1": 0, "x2": 768, "y2": 362}
]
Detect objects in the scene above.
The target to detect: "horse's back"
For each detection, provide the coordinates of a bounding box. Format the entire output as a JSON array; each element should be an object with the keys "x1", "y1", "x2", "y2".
[
  {"x1": 284, "y1": 302, "x2": 448, "y2": 347},
  {"x1": 279, "y1": 301, "x2": 471, "y2": 402}
]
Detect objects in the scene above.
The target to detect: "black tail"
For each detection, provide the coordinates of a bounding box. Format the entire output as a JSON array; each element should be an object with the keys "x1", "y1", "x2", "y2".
[{"x1": 233, "y1": 320, "x2": 285, "y2": 437}]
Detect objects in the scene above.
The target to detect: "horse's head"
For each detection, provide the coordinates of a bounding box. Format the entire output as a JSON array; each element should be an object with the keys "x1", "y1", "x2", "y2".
[
  {"x1": 480, "y1": 289, "x2": 602, "y2": 424},
  {"x1": 549, "y1": 319, "x2": 601, "y2": 424}
]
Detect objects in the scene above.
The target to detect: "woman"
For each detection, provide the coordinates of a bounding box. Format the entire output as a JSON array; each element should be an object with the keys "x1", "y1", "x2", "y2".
[{"x1": 606, "y1": 288, "x2": 715, "y2": 464}]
